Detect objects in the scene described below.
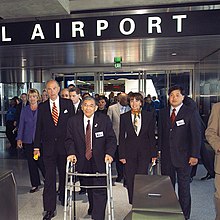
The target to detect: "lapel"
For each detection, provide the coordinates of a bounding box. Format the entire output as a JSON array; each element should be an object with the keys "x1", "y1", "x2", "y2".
[
  {"x1": 92, "y1": 113, "x2": 100, "y2": 146},
  {"x1": 175, "y1": 104, "x2": 186, "y2": 122},
  {"x1": 45, "y1": 100, "x2": 55, "y2": 125},
  {"x1": 127, "y1": 111, "x2": 137, "y2": 136},
  {"x1": 166, "y1": 107, "x2": 172, "y2": 128},
  {"x1": 138, "y1": 111, "x2": 144, "y2": 136}
]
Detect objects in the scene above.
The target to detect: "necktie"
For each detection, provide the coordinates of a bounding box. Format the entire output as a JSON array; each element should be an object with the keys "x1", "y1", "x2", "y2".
[
  {"x1": 170, "y1": 108, "x2": 176, "y2": 127},
  {"x1": 133, "y1": 112, "x2": 139, "y2": 133},
  {"x1": 52, "y1": 102, "x2": 58, "y2": 126},
  {"x1": 85, "y1": 120, "x2": 92, "y2": 160}
]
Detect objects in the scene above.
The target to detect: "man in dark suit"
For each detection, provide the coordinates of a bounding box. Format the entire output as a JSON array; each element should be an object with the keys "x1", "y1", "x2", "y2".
[
  {"x1": 34, "y1": 79, "x2": 74, "y2": 220},
  {"x1": 66, "y1": 96, "x2": 117, "y2": 220},
  {"x1": 69, "y1": 87, "x2": 82, "y2": 115},
  {"x1": 158, "y1": 85, "x2": 201, "y2": 220},
  {"x1": 15, "y1": 93, "x2": 29, "y2": 128}
]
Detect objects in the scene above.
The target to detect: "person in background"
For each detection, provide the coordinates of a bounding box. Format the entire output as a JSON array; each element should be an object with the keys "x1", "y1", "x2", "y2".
[
  {"x1": 119, "y1": 92, "x2": 157, "y2": 204},
  {"x1": 69, "y1": 87, "x2": 86, "y2": 195},
  {"x1": 41, "y1": 89, "x2": 49, "y2": 103},
  {"x1": 158, "y1": 85, "x2": 201, "y2": 220},
  {"x1": 66, "y1": 96, "x2": 117, "y2": 219},
  {"x1": 67, "y1": 84, "x2": 75, "y2": 90},
  {"x1": 34, "y1": 79, "x2": 73, "y2": 220},
  {"x1": 82, "y1": 92, "x2": 91, "y2": 99},
  {"x1": 61, "y1": 88, "x2": 69, "y2": 99},
  {"x1": 94, "y1": 93, "x2": 100, "y2": 103},
  {"x1": 17, "y1": 89, "x2": 45, "y2": 193},
  {"x1": 15, "y1": 93, "x2": 29, "y2": 128},
  {"x1": 205, "y1": 102, "x2": 220, "y2": 220},
  {"x1": 6, "y1": 97, "x2": 18, "y2": 154},
  {"x1": 142, "y1": 95, "x2": 155, "y2": 112},
  {"x1": 69, "y1": 87, "x2": 82, "y2": 115},
  {"x1": 97, "y1": 95, "x2": 108, "y2": 114},
  {"x1": 108, "y1": 92, "x2": 115, "y2": 106},
  {"x1": 107, "y1": 93, "x2": 130, "y2": 183},
  {"x1": 183, "y1": 96, "x2": 214, "y2": 182}
]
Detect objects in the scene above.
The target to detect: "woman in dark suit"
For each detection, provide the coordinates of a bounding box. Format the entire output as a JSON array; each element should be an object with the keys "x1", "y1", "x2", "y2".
[
  {"x1": 17, "y1": 89, "x2": 45, "y2": 193},
  {"x1": 119, "y1": 92, "x2": 157, "y2": 204}
]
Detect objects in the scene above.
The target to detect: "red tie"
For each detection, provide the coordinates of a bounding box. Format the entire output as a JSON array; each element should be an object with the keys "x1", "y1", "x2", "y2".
[
  {"x1": 170, "y1": 108, "x2": 176, "y2": 127},
  {"x1": 85, "y1": 120, "x2": 92, "y2": 160},
  {"x1": 52, "y1": 102, "x2": 58, "y2": 126}
]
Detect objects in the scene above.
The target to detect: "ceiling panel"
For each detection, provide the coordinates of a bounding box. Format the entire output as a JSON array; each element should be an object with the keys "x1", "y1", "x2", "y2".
[{"x1": 0, "y1": 35, "x2": 219, "y2": 71}]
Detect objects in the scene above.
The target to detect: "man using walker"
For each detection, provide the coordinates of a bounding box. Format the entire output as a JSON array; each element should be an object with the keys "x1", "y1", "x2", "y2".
[{"x1": 66, "y1": 96, "x2": 117, "y2": 220}]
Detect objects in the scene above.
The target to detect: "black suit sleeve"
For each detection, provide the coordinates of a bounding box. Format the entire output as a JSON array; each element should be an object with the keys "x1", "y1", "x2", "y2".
[
  {"x1": 104, "y1": 115, "x2": 117, "y2": 158},
  {"x1": 65, "y1": 117, "x2": 76, "y2": 156},
  {"x1": 119, "y1": 114, "x2": 126, "y2": 159},
  {"x1": 34, "y1": 103, "x2": 43, "y2": 150},
  {"x1": 147, "y1": 111, "x2": 157, "y2": 157}
]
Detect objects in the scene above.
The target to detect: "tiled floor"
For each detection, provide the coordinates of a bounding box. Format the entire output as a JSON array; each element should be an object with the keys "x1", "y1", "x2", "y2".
[{"x1": 0, "y1": 136, "x2": 216, "y2": 220}]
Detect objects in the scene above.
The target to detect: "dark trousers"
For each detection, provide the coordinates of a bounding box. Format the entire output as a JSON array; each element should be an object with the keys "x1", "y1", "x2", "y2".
[
  {"x1": 24, "y1": 143, "x2": 45, "y2": 187},
  {"x1": 115, "y1": 146, "x2": 124, "y2": 180},
  {"x1": 124, "y1": 157, "x2": 149, "y2": 204},
  {"x1": 162, "y1": 163, "x2": 192, "y2": 219},
  {"x1": 43, "y1": 154, "x2": 66, "y2": 211},
  {"x1": 6, "y1": 121, "x2": 17, "y2": 149},
  {"x1": 83, "y1": 158, "x2": 107, "y2": 220}
]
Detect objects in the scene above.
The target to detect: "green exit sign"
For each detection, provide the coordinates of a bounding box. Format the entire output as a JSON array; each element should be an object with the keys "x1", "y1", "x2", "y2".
[{"x1": 114, "y1": 56, "x2": 122, "y2": 63}]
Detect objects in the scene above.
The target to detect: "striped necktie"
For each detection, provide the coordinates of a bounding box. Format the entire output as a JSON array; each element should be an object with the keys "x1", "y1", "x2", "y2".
[
  {"x1": 85, "y1": 120, "x2": 92, "y2": 160},
  {"x1": 52, "y1": 102, "x2": 58, "y2": 126},
  {"x1": 170, "y1": 108, "x2": 176, "y2": 127}
]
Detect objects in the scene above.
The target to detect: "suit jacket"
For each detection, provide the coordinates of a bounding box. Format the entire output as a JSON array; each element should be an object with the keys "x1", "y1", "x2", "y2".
[
  {"x1": 158, "y1": 104, "x2": 201, "y2": 168},
  {"x1": 107, "y1": 102, "x2": 130, "y2": 145},
  {"x1": 73, "y1": 100, "x2": 83, "y2": 115},
  {"x1": 34, "y1": 97, "x2": 74, "y2": 156},
  {"x1": 15, "y1": 101, "x2": 29, "y2": 127},
  {"x1": 119, "y1": 110, "x2": 157, "y2": 161},
  {"x1": 205, "y1": 102, "x2": 220, "y2": 174},
  {"x1": 17, "y1": 105, "x2": 38, "y2": 144},
  {"x1": 65, "y1": 112, "x2": 117, "y2": 173}
]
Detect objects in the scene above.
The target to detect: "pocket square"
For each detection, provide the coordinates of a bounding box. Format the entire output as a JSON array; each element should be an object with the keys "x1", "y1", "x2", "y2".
[{"x1": 64, "y1": 109, "x2": 68, "y2": 113}]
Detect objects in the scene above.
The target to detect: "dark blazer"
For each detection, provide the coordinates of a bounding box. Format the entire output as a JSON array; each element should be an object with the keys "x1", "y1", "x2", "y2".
[
  {"x1": 158, "y1": 104, "x2": 201, "y2": 168},
  {"x1": 119, "y1": 110, "x2": 157, "y2": 160},
  {"x1": 65, "y1": 112, "x2": 117, "y2": 173},
  {"x1": 73, "y1": 100, "x2": 83, "y2": 115},
  {"x1": 15, "y1": 101, "x2": 29, "y2": 127},
  {"x1": 17, "y1": 105, "x2": 38, "y2": 144},
  {"x1": 34, "y1": 97, "x2": 74, "y2": 156}
]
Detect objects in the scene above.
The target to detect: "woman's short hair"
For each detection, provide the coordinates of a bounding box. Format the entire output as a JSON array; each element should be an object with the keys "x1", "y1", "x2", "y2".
[
  {"x1": 129, "y1": 92, "x2": 144, "y2": 106},
  {"x1": 28, "y1": 88, "x2": 40, "y2": 100}
]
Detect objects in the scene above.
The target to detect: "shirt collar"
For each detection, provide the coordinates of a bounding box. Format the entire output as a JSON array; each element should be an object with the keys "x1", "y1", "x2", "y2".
[
  {"x1": 171, "y1": 103, "x2": 183, "y2": 114},
  {"x1": 50, "y1": 96, "x2": 59, "y2": 106}
]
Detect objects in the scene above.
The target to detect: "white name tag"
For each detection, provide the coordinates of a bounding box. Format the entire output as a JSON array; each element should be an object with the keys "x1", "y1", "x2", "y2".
[
  {"x1": 95, "y1": 131, "x2": 104, "y2": 138},
  {"x1": 176, "y1": 119, "x2": 185, "y2": 126}
]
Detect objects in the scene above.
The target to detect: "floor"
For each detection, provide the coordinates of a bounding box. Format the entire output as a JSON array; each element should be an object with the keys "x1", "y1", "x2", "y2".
[{"x1": 0, "y1": 135, "x2": 216, "y2": 220}]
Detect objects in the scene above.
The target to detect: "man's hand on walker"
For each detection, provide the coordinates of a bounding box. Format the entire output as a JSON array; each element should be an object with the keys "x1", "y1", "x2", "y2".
[
  {"x1": 105, "y1": 154, "x2": 113, "y2": 163},
  {"x1": 67, "y1": 155, "x2": 77, "y2": 163}
]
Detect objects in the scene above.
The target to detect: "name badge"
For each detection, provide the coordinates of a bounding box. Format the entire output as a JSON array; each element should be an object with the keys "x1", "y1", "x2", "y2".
[
  {"x1": 95, "y1": 131, "x2": 104, "y2": 138},
  {"x1": 176, "y1": 119, "x2": 185, "y2": 126}
]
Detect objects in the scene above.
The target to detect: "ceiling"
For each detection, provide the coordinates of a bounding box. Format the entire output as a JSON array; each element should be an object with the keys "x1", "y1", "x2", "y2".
[{"x1": 0, "y1": 0, "x2": 220, "y2": 75}]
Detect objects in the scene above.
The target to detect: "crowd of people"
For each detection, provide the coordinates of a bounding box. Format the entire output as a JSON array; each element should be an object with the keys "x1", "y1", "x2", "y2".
[{"x1": 4, "y1": 80, "x2": 219, "y2": 220}]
